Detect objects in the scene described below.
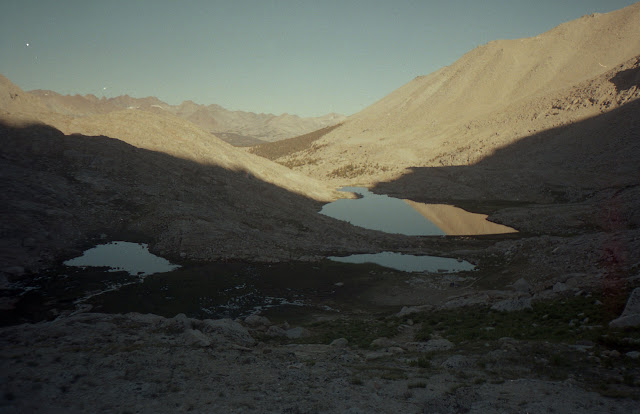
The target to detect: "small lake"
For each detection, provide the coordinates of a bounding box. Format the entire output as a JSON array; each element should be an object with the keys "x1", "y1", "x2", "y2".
[
  {"x1": 63, "y1": 241, "x2": 181, "y2": 276},
  {"x1": 320, "y1": 187, "x2": 445, "y2": 236},
  {"x1": 328, "y1": 252, "x2": 474, "y2": 273},
  {"x1": 320, "y1": 187, "x2": 516, "y2": 236},
  {"x1": 320, "y1": 187, "x2": 512, "y2": 273},
  {"x1": 15, "y1": 259, "x2": 427, "y2": 325}
]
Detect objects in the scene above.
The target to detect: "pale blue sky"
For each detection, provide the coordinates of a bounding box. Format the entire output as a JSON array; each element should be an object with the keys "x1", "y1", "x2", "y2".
[{"x1": 1, "y1": 1, "x2": 636, "y2": 117}]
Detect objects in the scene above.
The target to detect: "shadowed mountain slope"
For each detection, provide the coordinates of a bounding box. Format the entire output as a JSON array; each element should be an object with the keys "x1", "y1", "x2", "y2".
[
  {"x1": 1, "y1": 74, "x2": 417, "y2": 272},
  {"x1": 52, "y1": 109, "x2": 340, "y2": 202},
  {"x1": 2, "y1": 75, "x2": 340, "y2": 203},
  {"x1": 0, "y1": 120, "x2": 406, "y2": 273}
]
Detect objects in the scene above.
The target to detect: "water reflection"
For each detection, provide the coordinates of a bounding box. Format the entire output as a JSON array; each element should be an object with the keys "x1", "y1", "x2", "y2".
[
  {"x1": 328, "y1": 251, "x2": 475, "y2": 273},
  {"x1": 64, "y1": 241, "x2": 180, "y2": 276},
  {"x1": 320, "y1": 187, "x2": 516, "y2": 236},
  {"x1": 320, "y1": 187, "x2": 445, "y2": 236}
]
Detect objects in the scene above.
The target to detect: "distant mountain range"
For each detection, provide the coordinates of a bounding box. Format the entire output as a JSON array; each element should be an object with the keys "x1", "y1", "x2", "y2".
[{"x1": 28, "y1": 89, "x2": 345, "y2": 145}]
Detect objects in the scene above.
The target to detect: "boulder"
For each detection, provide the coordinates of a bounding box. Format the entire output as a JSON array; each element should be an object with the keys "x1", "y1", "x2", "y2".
[
  {"x1": 285, "y1": 327, "x2": 311, "y2": 339},
  {"x1": 244, "y1": 314, "x2": 271, "y2": 328},
  {"x1": 626, "y1": 351, "x2": 640, "y2": 360},
  {"x1": 565, "y1": 276, "x2": 581, "y2": 289},
  {"x1": 163, "y1": 313, "x2": 193, "y2": 333},
  {"x1": 396, "y1": 304, "x2": 433, "y2": 317},
  {"x1": 330, "y1": 338, "x2": 349, "y2": 348},
  {"x1": 370, "y1": 337, "x2": 399, "y2": 349},
  {"x1": 265, "y1": 325, "x2": 287, "y2": 337},
  {"x1": 202, "y1": 318, "x2": 255, "y2": 346},
  {"x1": 610, "y1": 315, "x2": 640, "y2": 328},
  {"x1": 365, "y1": 351, "x2": 387, "y2": 361},
  {"x1": 609, "y1": 288, "x2": 640, "y2": 328},
  {"x1": 512, "y1": 278, "x2": 531, "y2": 293},
  {"x1": 184, "y1": 329, "x2": 211, "y2": 347},
  {"x1": 441, "y1": 355, "x2": 470, "y2": 369}
]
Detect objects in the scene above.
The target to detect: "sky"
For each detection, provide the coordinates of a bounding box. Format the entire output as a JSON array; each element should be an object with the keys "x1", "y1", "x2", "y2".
[{"x1": 1, "y1": 0, "x2": 637, "y2": 117}]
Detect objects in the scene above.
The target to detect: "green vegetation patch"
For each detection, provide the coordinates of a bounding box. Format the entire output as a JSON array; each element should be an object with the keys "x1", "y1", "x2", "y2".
[
  {"x1": 350, "y1": 377, "x2": 364, "y2": 386},
  {"x1": 411, "y1": 294, "x2": 637, "y2": 345},
  {"x1": 408, "y1": 354, "x2": 434, "y2": 368},
  {"x1": 298, "y1": 317, "x2": 401, "y2": 349},
  {"x1": 249, "y1": 123, "x2": 342, "y2": 161},
  {"x1": 327, "y1": 162, "x2": 390, "y2": 179}
]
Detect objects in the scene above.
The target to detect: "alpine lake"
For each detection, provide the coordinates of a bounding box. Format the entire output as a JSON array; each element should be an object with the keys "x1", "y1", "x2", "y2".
[{"x1": 4, "y1": 188, "x2": 517, "y2": 326}]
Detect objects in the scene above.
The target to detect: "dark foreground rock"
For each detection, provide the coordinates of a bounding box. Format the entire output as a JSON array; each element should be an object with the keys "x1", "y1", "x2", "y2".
[{"x1": 2, "y1": 310, "x2": 639, "y2": 414}]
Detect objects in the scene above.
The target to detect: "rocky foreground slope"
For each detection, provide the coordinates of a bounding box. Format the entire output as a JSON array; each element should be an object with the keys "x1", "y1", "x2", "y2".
[{"x1": 2, "y1": 284, "x2": 640, "y2": 413}]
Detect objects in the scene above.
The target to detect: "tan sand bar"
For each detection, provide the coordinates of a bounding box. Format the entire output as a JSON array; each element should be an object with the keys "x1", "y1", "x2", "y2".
[{"x1": 404, "y1": 200, "x2": 517, "y2": 235}]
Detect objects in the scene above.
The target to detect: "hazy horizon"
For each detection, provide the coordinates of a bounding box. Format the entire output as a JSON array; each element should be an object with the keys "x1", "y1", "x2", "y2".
[{"x1": 1, "y1": 0, "x2": 637, "y2": 117}]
